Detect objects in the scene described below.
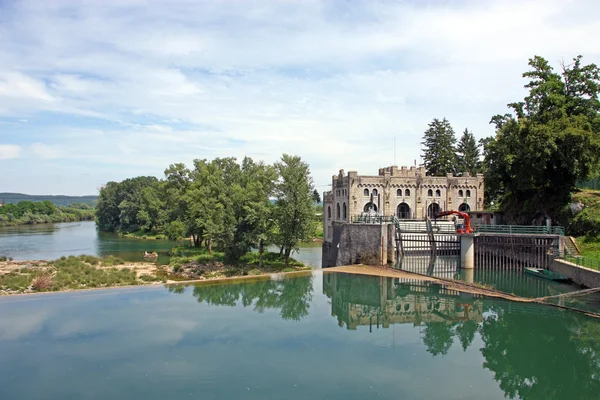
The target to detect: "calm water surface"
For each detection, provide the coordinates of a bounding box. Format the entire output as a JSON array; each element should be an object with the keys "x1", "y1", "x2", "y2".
[
  {"x1": 1, "y1": 271, "x2": 599, "y2": 400},
  {"x1": 0, "y1": 221, "x2": 323, "y2": 267}
]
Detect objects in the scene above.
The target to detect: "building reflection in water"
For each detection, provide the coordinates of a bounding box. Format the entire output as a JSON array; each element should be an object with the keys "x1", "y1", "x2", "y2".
[{"x1": 323, "y1": 272, "x2": 482, "y2": 331}]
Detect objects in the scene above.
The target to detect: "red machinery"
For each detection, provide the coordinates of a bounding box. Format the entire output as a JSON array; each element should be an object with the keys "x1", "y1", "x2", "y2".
[{"x1": 434, "y1": 210, "x2": 473, "y2": 234}]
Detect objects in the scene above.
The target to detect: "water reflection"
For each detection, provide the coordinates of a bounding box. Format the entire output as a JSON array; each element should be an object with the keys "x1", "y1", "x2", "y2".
[
  {"x1": 323, "y1": 272, "x2": 600, "y2": 399},
  {"x1": 170, "y1": 273, "x2": 315, "y2": 321},
  {"x1": 323, "y1": 272, "x2": 482, "y2": 355},
  {"x1": 393, "y1": 255, "x2": 461, "y2": 279}
]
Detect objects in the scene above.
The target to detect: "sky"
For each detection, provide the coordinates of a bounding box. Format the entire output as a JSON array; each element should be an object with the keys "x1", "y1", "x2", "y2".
[{"x1": 1, "y1": 0, "x2": 599, "y2": 195}]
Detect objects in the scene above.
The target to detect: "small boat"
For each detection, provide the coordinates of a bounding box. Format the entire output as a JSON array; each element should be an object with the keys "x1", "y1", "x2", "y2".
[{"x1": 524, "y1": 267, "x2": 570, "y2": 282}]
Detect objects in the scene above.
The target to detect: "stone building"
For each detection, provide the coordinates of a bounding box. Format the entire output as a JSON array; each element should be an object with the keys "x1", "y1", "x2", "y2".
[{"x1": 322, "y1": 165, "x2": 484, "y2": 243}]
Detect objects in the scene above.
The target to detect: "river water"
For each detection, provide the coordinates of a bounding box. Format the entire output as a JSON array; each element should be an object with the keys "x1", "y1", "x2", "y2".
[
  {"x1": 0, "y1": 221, "x2": 324, "y2": 267},
  {"x1": 1, "y1": 271, "x2": 599, "y2": 399}
]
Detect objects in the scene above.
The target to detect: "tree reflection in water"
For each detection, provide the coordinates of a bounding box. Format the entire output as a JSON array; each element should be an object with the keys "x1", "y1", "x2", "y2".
[
  {"x1": 323, "y1": 272, "x2": 600, "y2": 400},
  {"x1": 168, "y1": 274, "x2": 314, "y2": 321}
]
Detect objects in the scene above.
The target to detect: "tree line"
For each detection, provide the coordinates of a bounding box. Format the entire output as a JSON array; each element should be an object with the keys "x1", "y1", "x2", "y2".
[
  {"x1": 0, "y1": 200, "x2": 95, "y2": 227},
  {"x1": 421, "y1": 55, "x2": 600, "y2": 226},
  {"x1": 96, "y1": 154, "x2": 315, "y2": 265}
]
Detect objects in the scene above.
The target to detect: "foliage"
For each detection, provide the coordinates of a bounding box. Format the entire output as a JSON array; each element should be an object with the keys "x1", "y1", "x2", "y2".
[
  {"x1": 456, "y1": 128, "x2": 481, "y2": 175},
  {"x1": 273, "y1": 154, "x2": 315, "y2": 265},
  {"x1": 569, "y1": 190, "x2": 600, "y2": 237},
  {"x1": 421, "y1": 118, "x2": 457, "y2": 176},
  {"x1": 483, "y1": 55, "x2": 600, "y2": 224},
  {"x1": 0, "y1": 200, "x2": 95, "y2": 227},
  {"x1": 312, "y1": 189, "x2": 321, "y2": 204},
  {"x1": 96, "y1": 176, "x2": 160, "y2": 233},
  {"x1": 189, "y1": 274, "x2": 314, "y2": 320}
]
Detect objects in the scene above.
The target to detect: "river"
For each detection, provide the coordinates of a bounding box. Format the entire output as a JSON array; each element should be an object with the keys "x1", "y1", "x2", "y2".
[
  {"x1": 0, "y1": 221, "x2": 324, "y2": 267},
  {"x1": 1, "y1": 271, "x2": 599, "y2": 399}
]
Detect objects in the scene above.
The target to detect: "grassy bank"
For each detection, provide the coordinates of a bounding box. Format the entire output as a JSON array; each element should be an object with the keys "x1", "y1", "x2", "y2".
[
  {"x1": 0, "y1": 255, "x2": 161, "y2": 294},
  {"x1": 121, "y1": 230, "x2": 170, "y2": 240},
  {"x1": 0, "y1": 249, "x2": 311, "y2": 295},
  {"x1": 166, "y1": 246, "x2": 310, "y2": 281},
  {"x1": 575, "y1": 237, "x2": 600, "y2": 260}
]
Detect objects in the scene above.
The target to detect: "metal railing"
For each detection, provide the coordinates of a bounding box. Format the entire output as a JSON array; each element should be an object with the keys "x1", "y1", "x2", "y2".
[
  {"x1": 563, "y1": 254, "x2": 600, "y2": 271},
  {"x1": 474, "y1": 224, "x2": 565, "y2": 236}
]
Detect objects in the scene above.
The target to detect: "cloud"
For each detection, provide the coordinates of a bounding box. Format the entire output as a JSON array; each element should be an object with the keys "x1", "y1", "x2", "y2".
[
  {"x1": 0, "y1": 0, "x2": 599, "y2": 193},
  {"x1": 31, "y1": 143, "x2": 65, "y2": 159},
  {"x1": 0, "y1": 144, "x2": 21, "y2": 159}
]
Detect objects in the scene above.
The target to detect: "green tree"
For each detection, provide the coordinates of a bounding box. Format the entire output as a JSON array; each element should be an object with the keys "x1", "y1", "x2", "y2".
[
  {"x1": 274, "y1": 154, "x2": 315, "y2": 266},
  {"x1": 483, "y1": 55, "x2": 600, "y2": 224},
  {"x1": 312, "y1": 189, "x2": 321, "y2": 204},
  {"x1": 421, "y1": 118, "x2": 457, "y2": 176},
  {"x1": 456, "y1": 128, "x2": 481, "y2": 175}
]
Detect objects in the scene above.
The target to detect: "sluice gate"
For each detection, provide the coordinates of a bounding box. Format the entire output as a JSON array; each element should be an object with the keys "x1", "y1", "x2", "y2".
[{"x1": 474, "y1": 234, "x2": 561, "y2": 270}]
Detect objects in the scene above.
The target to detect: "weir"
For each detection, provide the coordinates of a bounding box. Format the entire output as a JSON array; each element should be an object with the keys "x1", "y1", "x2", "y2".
[{"x1": 322, "y1": 217, "x2": 563, "y2": 273}]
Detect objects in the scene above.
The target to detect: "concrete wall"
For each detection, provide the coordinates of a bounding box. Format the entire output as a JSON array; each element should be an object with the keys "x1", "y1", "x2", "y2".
[
  {"x1": 550, "y1": 259, "x2": 600, "y2": 288},
  {"x1": 322, "y1": 222, "x2": 388, "y2": 267}
]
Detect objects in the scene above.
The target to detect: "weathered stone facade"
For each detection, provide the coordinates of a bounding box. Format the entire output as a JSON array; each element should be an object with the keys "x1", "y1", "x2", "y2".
[{"x1": 323, "y1": 166, "x2": 484, "y2": 243}]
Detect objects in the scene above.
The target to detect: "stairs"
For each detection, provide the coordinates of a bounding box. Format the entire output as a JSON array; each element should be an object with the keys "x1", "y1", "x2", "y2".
[{"x1": 563, "y1": 236, "x2": 581, "y2": 257}]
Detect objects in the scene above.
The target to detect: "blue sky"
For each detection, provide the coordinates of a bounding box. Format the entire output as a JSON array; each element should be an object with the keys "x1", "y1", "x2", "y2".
[{"x1": 1, "y1": 0, "x2": 599, "y2": 195}]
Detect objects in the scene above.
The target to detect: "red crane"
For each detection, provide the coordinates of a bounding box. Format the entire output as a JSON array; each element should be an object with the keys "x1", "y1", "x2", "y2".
[{"x1": 434, "y1": 210, "x2": 473, "y2": 234}]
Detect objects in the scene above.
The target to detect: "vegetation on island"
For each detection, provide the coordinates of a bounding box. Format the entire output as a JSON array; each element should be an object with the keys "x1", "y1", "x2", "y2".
[
  {"x1": 0, "y1": 255, "x2": 161, "y2": 294},
  {"x1": 96, "y1": 154, "x2": 316, "y2": 267},
  {"x1": 0, "y1": 200, "x2": 95, "y2": 227}
]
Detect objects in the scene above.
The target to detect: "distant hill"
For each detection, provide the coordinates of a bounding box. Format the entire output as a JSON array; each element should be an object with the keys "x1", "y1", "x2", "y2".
[{"x1": 0, "y1": 193, "x2": 98, "y2": 207}]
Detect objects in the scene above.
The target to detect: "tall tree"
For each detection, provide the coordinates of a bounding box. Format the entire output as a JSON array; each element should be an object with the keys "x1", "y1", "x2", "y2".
[
  {"x1": 456, "y1": 128, "x2": 481, "y2": 175},
  {"x1": 274, "y1": 154, "x2": 315, "y2": 266},
  {"x1": 421, "y1": 118, "x2": 457, "y2": 176},
  {"x1": 312, "y1": 189, "x2": 321, "y2": 204},
  {"x1": 483, "y1": 55, "x2": 600, "y2": 224}
]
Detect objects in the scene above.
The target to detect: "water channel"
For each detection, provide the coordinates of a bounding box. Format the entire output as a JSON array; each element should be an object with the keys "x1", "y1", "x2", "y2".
[
  {"x1": 0, "y1": 221, "x2": 324, "y2": 268},
  {"x1": 1, "y1": 271, "x2": 599, "y2": 399}
]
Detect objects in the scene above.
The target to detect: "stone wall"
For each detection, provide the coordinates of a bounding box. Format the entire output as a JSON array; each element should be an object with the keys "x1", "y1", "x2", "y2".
[
  {"x1": 322, "y1": 222, "x2": 389, "y2": 267},
  {"x1": 550, "y1": 259, "x2": 600, "y2": 288}
]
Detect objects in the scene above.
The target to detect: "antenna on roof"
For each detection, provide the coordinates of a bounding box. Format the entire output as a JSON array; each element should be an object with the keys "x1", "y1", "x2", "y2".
[{"x1": 394, "y1": 136, "x2": 396, "y2": 166}]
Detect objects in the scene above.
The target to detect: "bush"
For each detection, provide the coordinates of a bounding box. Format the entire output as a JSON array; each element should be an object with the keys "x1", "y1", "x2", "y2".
[
  {"x1": 140, "y1": 274, "x2": 159, "y2": 282},
  {"x1": 102, "y1": 256, "x2": 124, "y2": 266},
  {"x1": 31, "y1": 274, "x2": 53, "y2": 291},
  {"x1": 0, "y1": 256, "x2": 6, "y2": 262},
  {"x1": 0, "y1": 272, "x2": 33, "y2": 292},
  {"x1": 247, "y1": 268, "x2": 262, "y2": 276}
]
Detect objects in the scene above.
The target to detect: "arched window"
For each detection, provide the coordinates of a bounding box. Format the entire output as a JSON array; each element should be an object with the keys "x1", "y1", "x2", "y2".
[
  {"x1": 396, "y1": 189, "x2": 402, "y2": 196},
  {"x1": 427, "y1": 189, "x2": 433, "y2": 197},
  {"x1": 428, "y1": 203, "x2": 441, "y2": 218},
  {"x1": 364, "y1": 202, "x2": 377, "y2": 212},
  {"x1": 397, "y1": 203, "x2": 410, "y2": 219},
  {"x1": 458, "y1": 189, "x2": 464, "y2": 197},
  {"x1": 342, "y1": 203, "x2": 347, "y2": 220},
  {"x1": 364, "y1": 188, "x2": 369, "y2": 196},
  {"x1": 466, "y1": 189, "x2": 471, "y2": 197},
  {"x1": 336, "y1": 203, "x2": 340, "y2": 219},
  {"x1": 458, "y1": 203, "x2": 470, "y2": 212},
  {"x1": 372, "y1": 188, "x2": 378, "y2": 197},
  {"x1": 327, "y1": 206, "x2": 331, "y2": 219},
  {"x1": 435, "y1": 189, "x2": 441, "y2": 197},
  {"x1": 405, "y1": 188, "x2": 410, "y2": 197}
]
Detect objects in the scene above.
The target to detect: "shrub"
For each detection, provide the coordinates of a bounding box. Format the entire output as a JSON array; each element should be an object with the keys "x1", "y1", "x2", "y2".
[
  {"x1": 247, "y1": 268, "x2": 262, "y2": 276},
  {"x1": 140, "y1": 274, "x2": 159, "y2": 282},
  {"x1": 31, "y1": 274, "x2": 54, "y2": 291},
  {"x1": 102, "y1": 256, "x2": 124, "y2": 266},
  {"x1": 0, "y1": 256, "x2": 6, "y2": 262},
  {"x1": 0, "y1": 272, "x2": 32, "y2": 292}
]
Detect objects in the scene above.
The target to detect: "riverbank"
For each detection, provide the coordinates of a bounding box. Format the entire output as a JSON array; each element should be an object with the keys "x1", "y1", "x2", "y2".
[{"x1": 0, "y1": 254, "x2": 311, "y2": 296}]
